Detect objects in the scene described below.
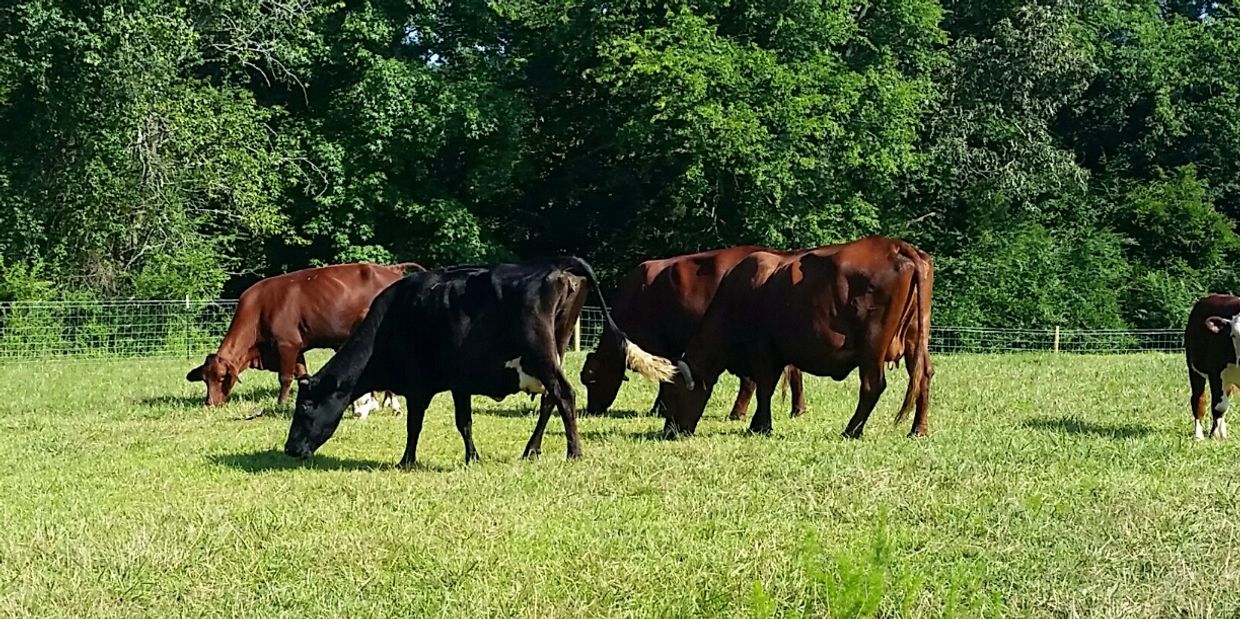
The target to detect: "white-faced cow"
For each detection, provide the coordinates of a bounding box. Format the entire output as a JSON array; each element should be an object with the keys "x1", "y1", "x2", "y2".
[
  {"x1": 283, "y1": 257, "x2": 677, "y2": 466},
  {"x1": 1185, "y1": 294, "x2": 1240, "y2": 440}
]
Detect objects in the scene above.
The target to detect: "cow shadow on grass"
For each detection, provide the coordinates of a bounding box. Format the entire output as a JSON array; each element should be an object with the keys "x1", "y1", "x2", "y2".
[
  {"x1": 138, "y1": 386, "x2": 286, "y2": 410},
  {"x1": 476, "y1": 406, "x2": 648, "y2": 420},
  {"x1": 1022, "y1": 416, "x2": 1155, "y2": 439},
  {"x1": 578, "y1": 427, "x2": 678, "y2": 443},
  {"x1": 209, "y1": 449, "x2": 412, "y2": 473}
]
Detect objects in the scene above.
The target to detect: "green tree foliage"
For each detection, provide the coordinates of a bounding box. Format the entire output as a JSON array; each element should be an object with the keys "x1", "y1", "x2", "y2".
[{"x1": 0, "y1": 0, "x2": 1237, "y2": 329}]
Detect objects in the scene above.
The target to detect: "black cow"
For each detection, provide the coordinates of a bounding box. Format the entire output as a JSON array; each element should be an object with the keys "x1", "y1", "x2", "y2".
[{"x1": 283, "y1": 257, "x2": 677, "y2": 465}]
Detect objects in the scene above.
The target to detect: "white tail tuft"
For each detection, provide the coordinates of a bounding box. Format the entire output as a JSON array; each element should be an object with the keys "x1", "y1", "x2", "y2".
[{"x1": 625, "y1": 341, "x2": 677, "y2": 383}]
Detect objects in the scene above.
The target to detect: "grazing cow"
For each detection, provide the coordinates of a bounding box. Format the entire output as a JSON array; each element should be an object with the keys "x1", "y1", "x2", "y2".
[
  {"x1": 580, "y1": 247, "x2": 806, "y2": 420},
  {"x1": 662, "y1": 236, "x2": 934, "y2": 439},
  {"x1": 1184, "y1": 294, "x2": 1240, "y2": 440},
  {"x1": 283, "y1": 257, "x2": 677, "y2": 465},
  {"x1": 186, "y1": 262, "x2": 423, "y2": 408}
]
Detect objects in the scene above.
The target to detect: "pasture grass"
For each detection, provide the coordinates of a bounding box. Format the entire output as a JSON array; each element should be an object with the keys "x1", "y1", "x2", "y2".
[{"x1": 0, "y1": 352, "x2": 1237, "y2": 617}]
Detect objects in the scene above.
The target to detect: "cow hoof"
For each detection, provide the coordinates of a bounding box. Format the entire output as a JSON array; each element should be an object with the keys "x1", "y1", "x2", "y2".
[
  {"x1": 397, "y1": 458, "x2": 416, "y2": 470},
  {"x1": 749, "y1": 426, "x2": 773, "y2": 436},
  {"x1": 841, "y1": 431, "x2": 862, "y2": 440},
  {"x1": 790, "y1": 408, "x2": 808, "y2": 418},
  {"x1": 907, "y1": 430, "x2": 929, "y2": 439},
  {"x1": 727, "y1": 412, "x2": 747, "y2": 421},
  {"x1": 566, "y1": 451, "x2": 583, "y2": 460},
  {"x1": 522, "y1": 449, "x2": 541, "y2": 460}
]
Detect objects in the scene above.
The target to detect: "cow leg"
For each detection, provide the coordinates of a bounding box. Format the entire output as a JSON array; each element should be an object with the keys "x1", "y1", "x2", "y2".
[
  {"x1": 398, "y1": 392, "x2": 433, "y2": 469},
  {"x1": 1190, "y1": 368, "x2": 1208, "y2": 440},
  {"x1": 295, "y1": 353, "x2": 309, "y2": 377},
  {"x1": 729, "y1": 377, "x2": 756, "y2": 421},
  {"x1": 788, "y1": 367, "x2": 808, "y2": 418},
  {"x1": 386, "y1": 391, "x2": 403, "y2": 416},
  {"x1": 522, "y1": 396, "x2": 556, "y2": 460},
  {"x1": 908, "y1": 362, "x2": 933, "y2": 437},
  {"x1": 548, "y1": 365, "x2": 583, "y2": 459},
  {"x1": 842, "y1": 363, "x2": 887, "y2": 440},
  {"x1": 452, "y1": 390, "x2": 479, "y2": 463},
  {"x1": 649, "y1": 382, "x2": 675, "y2": 419},
  {"x1": 276, "y1": 345, "x2": 301, "y2": 405},
  {"x1": 1209, "y1": 372, "x2": 1229, "y2": 440},
  {"x1": 647, "y1": 395, "x2": 663, "y2": 418},
  {"x1": 747, "y1": 373, "x2": 780, "y2": 435},
  {"x1": 523, "y1": 358, "x2": 583, "y2": 459}
]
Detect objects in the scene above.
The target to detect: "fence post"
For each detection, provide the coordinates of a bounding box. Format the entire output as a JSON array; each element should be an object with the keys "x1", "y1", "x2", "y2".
[
  {"x1": 573, "y1": 317, "x2": 582, "y2": 352},
  {"x1": 1053, "y1": 326, "x2": 1060, "y2": 353},
  {"x1": 185, "y1": 296, "x2": 191, "y2": 359}
]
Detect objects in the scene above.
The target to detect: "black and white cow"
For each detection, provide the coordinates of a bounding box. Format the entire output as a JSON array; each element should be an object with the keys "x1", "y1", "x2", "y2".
[
  {"x1": 283, "y1": 257, "x2": 677, "y2": 465},
  {"x1": 1185, "y1": 294, "x2": 1240, "y2": 440}
]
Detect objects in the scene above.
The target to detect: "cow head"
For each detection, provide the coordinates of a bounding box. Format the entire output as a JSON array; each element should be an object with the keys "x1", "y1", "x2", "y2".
[
  {"x1": 659, "y1": 359, "x2": 712, "y2": 437},
  {"x1": 580, "y1": 348, "x2": 628, "y2": 414},
  {"x1": 186, "y1": 354, "x2": 239, "y2": 407},
  {"x1": 284, "y1": 374, "x2": 350, "y2": 459},
  {"x1": 1207, "y1": 314, "x2": 1240, "y2": 356}
]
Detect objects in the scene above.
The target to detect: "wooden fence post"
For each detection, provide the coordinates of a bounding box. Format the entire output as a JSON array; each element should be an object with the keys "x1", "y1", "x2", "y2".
[
  {"x1": 185, "y1": 296, "x2": 191, "y2": 359},
  {"x1": 574, "y1": 317, "x2": 582, "y2": 352},
  {"x1": 1053, "y1": 326, "x2": 1060, "y2": 353}
]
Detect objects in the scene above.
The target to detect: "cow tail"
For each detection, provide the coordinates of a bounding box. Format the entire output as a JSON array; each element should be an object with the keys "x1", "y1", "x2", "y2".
[
  {"x1": 564, "y1": 257, "x2": 677, "y2": 383},
  {"x1": 893, "y1": 248, "x2": 931, "y2": 426}
]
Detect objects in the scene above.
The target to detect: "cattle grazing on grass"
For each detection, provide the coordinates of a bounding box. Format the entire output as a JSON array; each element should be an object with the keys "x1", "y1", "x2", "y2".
[
  {"x1": 186, "y1": 262, "x2": 423, "y2": 409},
  {"x1": 580, "y1": 246, "x2": 806, "y2": 420},
  {"x1": 283, "y1": 257, "x2": 677, "y2": 465},
  {"x1": 1184, "y1": 294, "x2": 1240, "y2": 440},
  {"x1": 661, "y1": 236, "x2": 934, "y2": 439}
]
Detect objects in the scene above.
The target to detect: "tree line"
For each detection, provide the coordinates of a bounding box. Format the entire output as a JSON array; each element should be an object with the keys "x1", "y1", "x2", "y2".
[{"x1": 1, "y1": 0, "x2": 1237, "y2": 329}]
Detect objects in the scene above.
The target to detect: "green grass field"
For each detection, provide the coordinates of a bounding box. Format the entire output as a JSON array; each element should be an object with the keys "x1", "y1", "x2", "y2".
[{"x1": 1, "y1": 352, "x2": 1237, "y2": 618}]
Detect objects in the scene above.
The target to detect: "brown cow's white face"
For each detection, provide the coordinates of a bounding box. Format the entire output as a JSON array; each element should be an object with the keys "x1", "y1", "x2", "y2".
[{"x1": 1202, "y1": 313, "x2": 1240, "y2": 440}]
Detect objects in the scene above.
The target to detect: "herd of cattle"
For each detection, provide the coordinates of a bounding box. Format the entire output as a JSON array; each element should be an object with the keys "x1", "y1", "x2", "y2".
[{"x1": 183, "y1": 235, "x2": 1238, "y2": 466}]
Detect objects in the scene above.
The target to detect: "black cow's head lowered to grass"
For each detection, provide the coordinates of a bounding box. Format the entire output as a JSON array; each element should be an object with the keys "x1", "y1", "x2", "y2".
[{"x1": 284, "y1": 374, "x2": 351, "y2": 459}]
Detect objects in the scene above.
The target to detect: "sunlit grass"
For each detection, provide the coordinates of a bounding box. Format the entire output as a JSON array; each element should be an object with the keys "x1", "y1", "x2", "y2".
[{"x1": 0, "y1": 352, "x2": 1235, "y2": 617}]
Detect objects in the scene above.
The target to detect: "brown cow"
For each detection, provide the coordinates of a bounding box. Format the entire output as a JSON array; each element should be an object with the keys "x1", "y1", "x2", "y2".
[
  {"x1": 186, "y1": 262, "x2": 423, "y2": 407},
  {"x1": 661, "y1": 236, "x2": 933, "y2": 439},
  {"x1": 1184, "y1": 294, "x2": 1240, "y2": 440},
  {"x1": 580, "y1": 247, "x2": 805, "y2": 419}
]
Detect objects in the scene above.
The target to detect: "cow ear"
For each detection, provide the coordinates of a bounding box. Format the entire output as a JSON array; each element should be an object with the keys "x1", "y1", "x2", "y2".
[
  {"x1": 675, "y1": 360, "x2": 696, "y2": 391},
  {"x1": 186, "y1": 365, "x2": 204, "y2": 382},
  {"x1": 1207, "y1": 317, "x2": 1233, "y2": 334}
]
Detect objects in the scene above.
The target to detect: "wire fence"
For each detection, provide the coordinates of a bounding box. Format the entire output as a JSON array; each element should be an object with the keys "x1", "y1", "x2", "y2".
[
  {"x1": 0, "y1": 300, "x2": 237, "y2": 361},
  {"x1": 578, "y1": 308, "x2": 1184, "y2": 355},
  {"x1": 0, "y1": 300, "x2": 1185, "y2": 363}
]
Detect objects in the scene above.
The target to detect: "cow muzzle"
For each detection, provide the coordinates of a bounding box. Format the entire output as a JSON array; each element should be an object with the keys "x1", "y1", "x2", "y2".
[{"x1": 283, "y1": 442, "x2": 313, "y2": 459}]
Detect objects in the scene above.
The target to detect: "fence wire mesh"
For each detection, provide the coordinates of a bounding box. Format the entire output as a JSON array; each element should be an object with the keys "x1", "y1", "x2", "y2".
[
  {"x1": 566, "y1": 309, "x2": 1186, "y2": 355},
  {"x1": 0, "y1": 300, "x2": 237, "y2": 361},
  {"x1": 0, "y1": 301, "x2": 1186, "y2": 363}
]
